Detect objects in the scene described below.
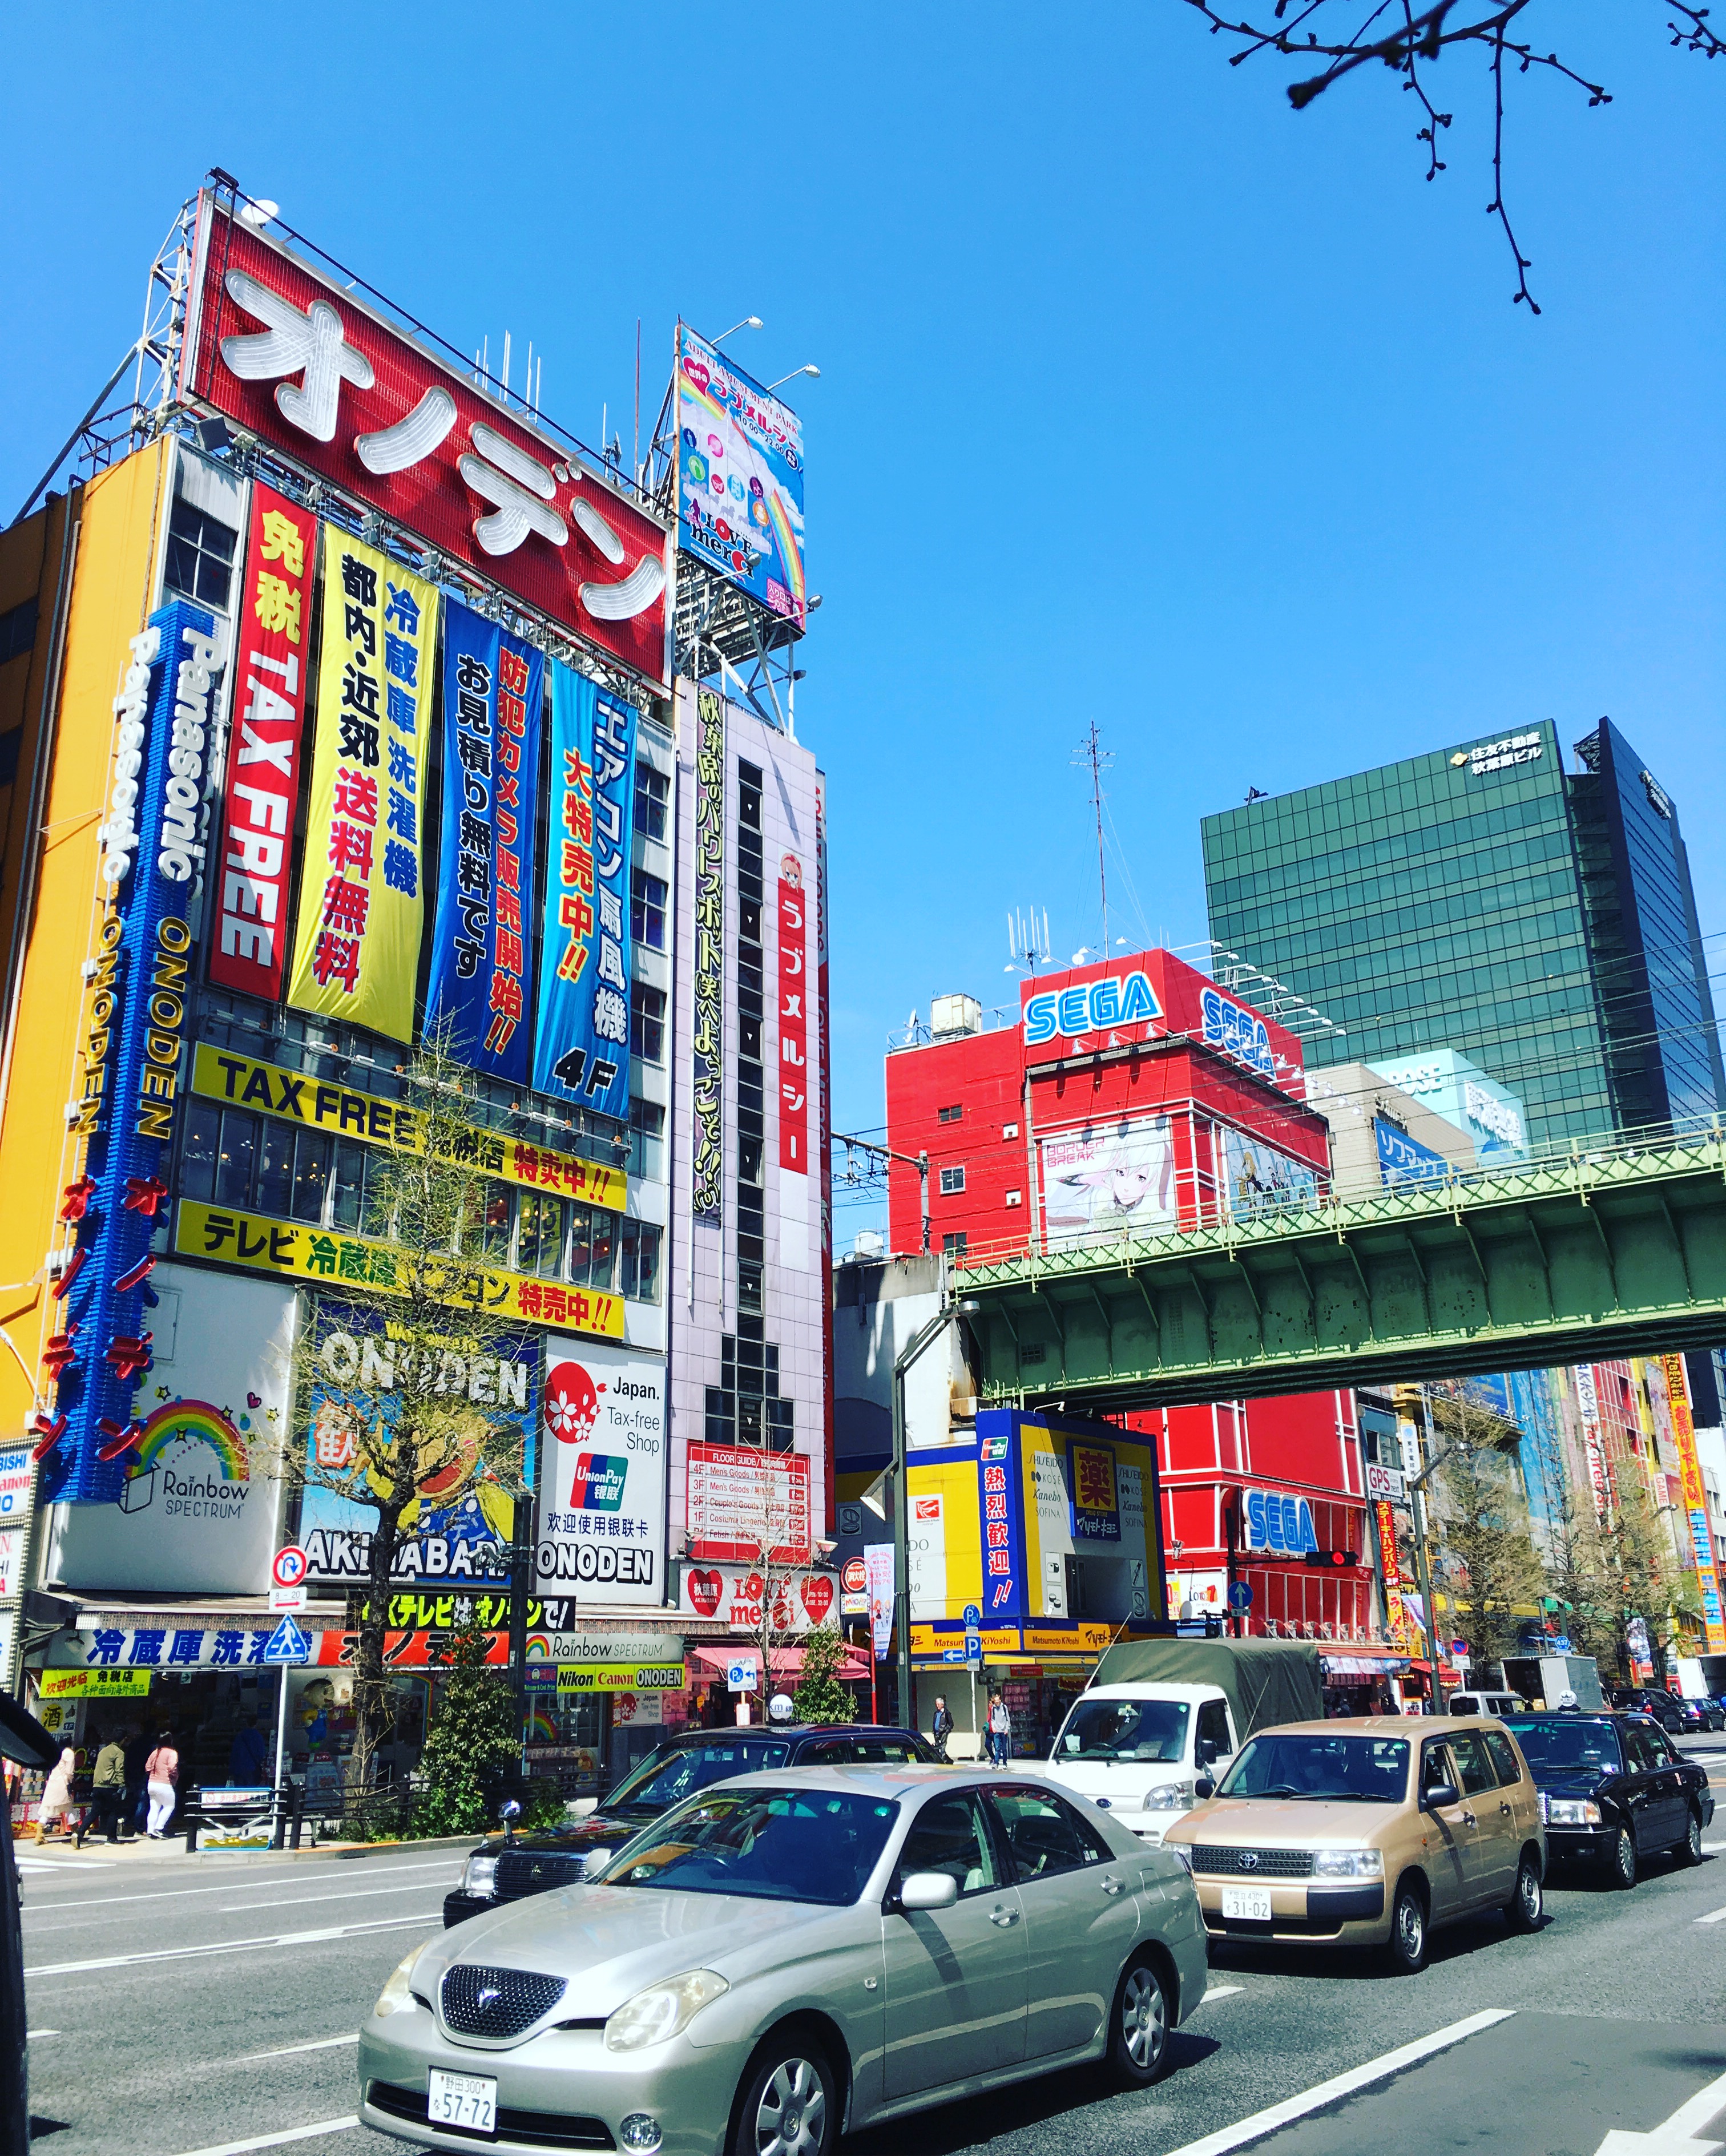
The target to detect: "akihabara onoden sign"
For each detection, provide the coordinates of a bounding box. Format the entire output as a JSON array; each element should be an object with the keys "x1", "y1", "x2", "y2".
[{"x1": 179, "y1": 193, "x2": 672, "y2": 689}]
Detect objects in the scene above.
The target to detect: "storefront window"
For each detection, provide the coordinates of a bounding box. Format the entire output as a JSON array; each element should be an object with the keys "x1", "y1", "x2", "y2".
[
  {"x1": 180, "y1": 1100, "x2": 220, "y2": 1202},
  {"x1": 255, "y1": 1121, "x2": 295, "y2": 1216},
  {"x1": 291, "y1": 1129, "x2": 333, "y2": 1223},
  {"x1": 519, "y1": 1192, "x2": 566, "y2": 1277},
  {"x1": 215, "y1": 1111, "x2": 257, "y2": 1207},
  {"x1": 331, "y1": 1139, "x2": 366, "y2": 1230}
]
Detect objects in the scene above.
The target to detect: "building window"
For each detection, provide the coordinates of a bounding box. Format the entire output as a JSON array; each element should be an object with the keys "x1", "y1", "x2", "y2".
[
  {"x1": 620, "y1": 1218, "x2": 662, "y2": 1303},
  {"x1": 517, "y1": 1192, "x2": 568, "y2": 1278},
  {"x1": 939, "y1": 1165, "x2": 966, "y2": 1195},
  {"x1": 164, "y1": 497, "x2": 237, "y2": 611},
  {"x1": 628, "y1": 1096, "x2": 664, "y2": 1181},
  {"x1": 0, "y1": 597, "x2": 38, "y2": 667},
  {"x1": 1005, "y1": 1189, "x2": 1022, "y2": 1208},
  {"x1": 634, "y1": 761, "x2": 669, "y2": 843},
  {"x1": 704, "y1": 1385, "x2": 736, "y2": 1446},
  {"x1": 938, "y1": 1104, "x2": 963, "y2": 1124},
  {"x1": 630, "y1": 981, "x2": 665, "y2": 1064},
  {"x1": 630, "y1": 867, "x2": 667, "y2": 952},
  {"x1": 568, "y1": 1204, "x2": 618, "y2": 1292},
  {"x1": 942, "y1": 1231, "x2": 969, "y2": 1256},
  {"x1": 737, "y1": 1258, "x2": 763, "y2": 1314},
  {"x1": 1002, "y1": 1123, "x2": 1019, "y2": 1140}
]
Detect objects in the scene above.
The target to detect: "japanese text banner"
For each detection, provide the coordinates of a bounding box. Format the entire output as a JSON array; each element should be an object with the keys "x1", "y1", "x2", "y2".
[
  {"x1": 286, "y1": 530, "x2": 438, "y2": 1043},
  {"x1": 425, "y1": 601, "x2": 543, "y2": 1083},
  {"x1": 532, "y1": 663, "x2": 634, "y2": 1123},
  {"x1": 209, "y1": 485, "x2": 317, "y2": 1000}
]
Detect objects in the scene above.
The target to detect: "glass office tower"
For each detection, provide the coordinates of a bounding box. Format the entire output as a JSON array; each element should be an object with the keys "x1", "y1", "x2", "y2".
[{"x1": 1201, "y1": 719, "x2": 1721, "y2": 1149}]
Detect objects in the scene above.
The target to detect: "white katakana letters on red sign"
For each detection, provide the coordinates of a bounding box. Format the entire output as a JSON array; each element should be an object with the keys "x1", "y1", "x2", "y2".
[
  {"x1": 221, "y1": 270, "x2": 374, "y2": 444},
  {"x1": 459, "y1": 424, "x2": 568, "y2": 556},
  {"x1": 356, "y1": 386, "x2": 459, "y2": 475}
]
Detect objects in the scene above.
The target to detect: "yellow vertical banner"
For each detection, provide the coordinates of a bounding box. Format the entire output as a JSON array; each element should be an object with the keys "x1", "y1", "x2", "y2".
[{"x1": 287, "y1": 528, "x2": 438, "y2": 1043}]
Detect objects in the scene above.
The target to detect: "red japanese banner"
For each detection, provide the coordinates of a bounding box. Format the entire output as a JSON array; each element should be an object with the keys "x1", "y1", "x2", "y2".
[
  {"x1": 180, "y1": 196, "x2": 672, "y2": 689},
  {"x1": 208, "y1": 484, "x2": 318, "y2": 999},
  {"x1": 778, "y1": 863, "x2": 808, "y2": 1173}
]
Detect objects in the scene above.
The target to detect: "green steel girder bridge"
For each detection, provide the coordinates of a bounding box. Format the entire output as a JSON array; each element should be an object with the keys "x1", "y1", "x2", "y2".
[{"x1": 954, "y1": 1129, "x2": 1726, "y2": 1410}]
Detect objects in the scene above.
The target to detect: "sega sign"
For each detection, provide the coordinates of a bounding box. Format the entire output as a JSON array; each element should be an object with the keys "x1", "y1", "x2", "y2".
[
  {"x1": 1242, "y1": 1487, "x2": 1317, "y2": 1556},
  {"x1": 1024, "y1": 970, "x2": 1161, "y2": 1048},
  {"x1": 1199, "y1": 987, "x2": 1275, "y2": 1081}
]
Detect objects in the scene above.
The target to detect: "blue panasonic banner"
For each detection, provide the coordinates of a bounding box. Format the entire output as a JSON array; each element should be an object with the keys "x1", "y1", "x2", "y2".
[
  {"x1": 425, "y1": 600, "x2": 544, "y2": 1085},
  {"x1": 49, "y1": 598, "x2": 217, "y2": 1504},
  {"x1": 532, "y1": 661, "x2": 635, "y2": 1123},
  {"x1": 1374, "y1": 1117, "x2": 1450, "y2": 1189}
]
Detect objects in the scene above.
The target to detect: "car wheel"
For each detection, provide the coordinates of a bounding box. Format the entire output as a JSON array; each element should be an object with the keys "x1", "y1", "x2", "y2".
[
  {"x1": 1107, "y1": 1955, "x2": 1170, "y2": 2087},
  {"x1": 1611, "y1": 1826, "x2": 1638, "y2": 1891},
  {"x1": 1677, "y1": 1807, "x2": 1704, "y2": 1868},
  {"x1": 732, "y1": 2036, "x2": 836, "y2": 2156},
  {"x1": 1385, "y1": 1879, "x2": 1429, "y2": 1974},
  {"x1": 1504, "y1": 1850, "x2": 1543, "y2": 1932}
]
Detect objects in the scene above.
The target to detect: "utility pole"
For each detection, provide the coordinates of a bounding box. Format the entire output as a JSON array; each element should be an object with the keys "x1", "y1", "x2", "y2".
[{"x1": 1074, "y1": 720, "x2": 1113, "y2": 958}]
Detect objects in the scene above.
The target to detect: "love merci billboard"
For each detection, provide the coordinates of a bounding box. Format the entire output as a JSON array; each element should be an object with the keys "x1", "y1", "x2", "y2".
[
  {"x1": 178, "y1": 193, "x2": 672, "y2": 689},
  {"x1": 678, "y1": 1561, "x2": 836, "y2": 1634}
]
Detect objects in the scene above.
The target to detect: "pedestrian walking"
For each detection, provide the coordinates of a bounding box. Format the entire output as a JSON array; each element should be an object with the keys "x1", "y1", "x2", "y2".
[
  {"x1": 930, "y1": 1694, "x2": 954, "y2": 1762},
  {"x1": 229, "y1": 1714, "x2": 268, "y2": 1786},
  {"x1": 78, "y1": 1727, "x2": 127, "y2": 1847},
  {"x1": 144, "y1": 1729, "x2": 179, "y2": 1839},
  {"x1": 987, "y1": 1690, "x2": 1012, "y2": 1767},
  {"x1": 34, "y1": 1746, "x2": 77, "y2": 1844}
]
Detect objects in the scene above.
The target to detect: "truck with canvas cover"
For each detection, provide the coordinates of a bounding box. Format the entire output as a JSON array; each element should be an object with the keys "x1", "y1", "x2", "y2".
[{"x1": 1043, "y1": 1637, "x2": 1325, "y2": 1846}]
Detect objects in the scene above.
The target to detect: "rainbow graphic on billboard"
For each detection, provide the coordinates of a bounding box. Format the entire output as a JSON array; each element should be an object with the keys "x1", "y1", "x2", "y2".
[
  {"x1": 676, "y1": 324, "x2": 805, "y2": 625},
  {"x1": 130, "y1": 1399, "x2": 250, "y2": 1481}
]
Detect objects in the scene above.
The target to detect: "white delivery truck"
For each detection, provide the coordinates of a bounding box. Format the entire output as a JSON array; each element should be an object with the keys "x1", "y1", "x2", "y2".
[{"x1": 1044, "y1": 1637, "x2": 1325, "y2": 1844}]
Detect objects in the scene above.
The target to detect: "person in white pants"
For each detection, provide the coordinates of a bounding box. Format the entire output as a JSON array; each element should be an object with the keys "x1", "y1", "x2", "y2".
[{"x1": 143, "y1": 1730, "x2": 179, "y2": 1838}]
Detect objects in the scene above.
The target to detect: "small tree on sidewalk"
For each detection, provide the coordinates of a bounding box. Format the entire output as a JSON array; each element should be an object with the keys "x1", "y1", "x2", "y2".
[
  {"x1": 413, "y1": 1625, "x2": 519, "y2": 1838},
  {"x1": 792, "y1": 1622, "x2": 851, "y2": 1726}
]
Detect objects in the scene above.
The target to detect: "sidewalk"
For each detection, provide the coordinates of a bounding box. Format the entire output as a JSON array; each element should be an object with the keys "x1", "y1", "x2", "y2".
[{"x1": 13, "y1": 1826, "x2": 478, "y2": 1867}]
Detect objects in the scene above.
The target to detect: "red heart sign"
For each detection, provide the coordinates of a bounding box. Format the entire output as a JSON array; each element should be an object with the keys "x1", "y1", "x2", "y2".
[
  {"x1": 687, "y1": 1568, "x2": 723, "y2": 1617},
  {"x1": 801, "y1": 1575, "x2": 834, "y2": 1624},
  {"x1": 743, "y1": 1572, "x2": 765, "y2": 1604}
]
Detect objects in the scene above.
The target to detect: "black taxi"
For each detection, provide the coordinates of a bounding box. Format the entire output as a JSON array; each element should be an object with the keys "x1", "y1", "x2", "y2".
[{"x1": 1502, "y1": 1710, "x2": 1713, "y2": 1888}]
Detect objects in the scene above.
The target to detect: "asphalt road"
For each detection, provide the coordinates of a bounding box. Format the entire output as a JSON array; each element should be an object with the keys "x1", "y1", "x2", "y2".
[{"x1": 19, "y1": 1738, "x2": 1726, "y2": 2156}]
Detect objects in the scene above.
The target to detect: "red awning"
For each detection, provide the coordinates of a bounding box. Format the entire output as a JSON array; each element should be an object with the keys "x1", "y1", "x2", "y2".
[{"x1": 688, "y1": 1642, "x2": 872, "y2": 1685}]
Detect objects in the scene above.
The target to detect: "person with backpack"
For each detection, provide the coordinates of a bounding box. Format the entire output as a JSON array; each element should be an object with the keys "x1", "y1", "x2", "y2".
[
  {"x1": 930, "y1": 1695, "x2": 954, "y2": 1763},
  {"x1": 78, "y1": 1729, "x2": 127, "y2": 1847},
  {"x1": 144, "y1": 1730, "x2": 179, "y2": 1839},
  {"x1": 987, "y1": 1691, "x2": 1012, "y2": 1767}
]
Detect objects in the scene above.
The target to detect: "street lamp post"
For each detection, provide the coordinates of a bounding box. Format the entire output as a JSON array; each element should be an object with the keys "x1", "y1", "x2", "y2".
[{"x1": 889, "y1": 1297, "x2": 979, "y2": 1729}]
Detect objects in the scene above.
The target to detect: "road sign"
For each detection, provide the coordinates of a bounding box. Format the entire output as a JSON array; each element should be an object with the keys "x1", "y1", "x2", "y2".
[
  {"x1": 962, "y1": 1604, "x2": 981, "y2": 1630},
  {"x1": 269, "y1": 1585, "x2": 307, "y2": 1612},
  {"x1": 941, "y1": 1647, "x2": 968, "y2": 1664},
  {"x1": 1551, "y1": 1636, "x2": 1573, "y2": 1655},
  {"x1": 1228, "y1": 1581, "x2": 1253, "y2": 1611},
  {"x1": 260, "y1": 1615, "x2": 312, "y2": 1665},
  {"x1": 271, "y1": 1545, "x2": 309, "y2": 1590},
  {"x1": 727, "y1": 1658, "x2": 759, "y2": 1693},
  {"x1": 965, "y1": 1633, "x2": 983, "y2": 1666}
]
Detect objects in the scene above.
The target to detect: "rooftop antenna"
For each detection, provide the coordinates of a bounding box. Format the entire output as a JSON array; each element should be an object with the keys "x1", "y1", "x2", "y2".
[
  {"x1": 1074, "y1": 720, "x2": 1114, "y2": 960},
  {"x1": 503, "y1": 331, "x2": 511, "y2": 399}
]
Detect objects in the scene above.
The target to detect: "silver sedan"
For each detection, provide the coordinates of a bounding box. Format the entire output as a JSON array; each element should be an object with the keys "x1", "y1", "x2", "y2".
[{"x1": 359, "y1": 1763, "x2": 1207, "y2": 2156}]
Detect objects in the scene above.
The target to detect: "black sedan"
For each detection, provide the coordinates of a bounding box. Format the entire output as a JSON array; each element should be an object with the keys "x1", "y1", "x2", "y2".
[
  {"x1": 442, "y1": 1723, "x2": 938, "y2": 1925},
  {"x1": 1610, "y1": 1687, "x2": 1709, "y2": 1737},
  {"x1": 1502, "y1": 1711, "x2": 1714, "y2": 1888}
]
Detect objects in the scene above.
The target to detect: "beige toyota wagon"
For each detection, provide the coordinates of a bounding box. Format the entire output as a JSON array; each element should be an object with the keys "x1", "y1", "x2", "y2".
[{"x1": 1161, "y1": 1716, "x2": 1546, "y2": 1973}]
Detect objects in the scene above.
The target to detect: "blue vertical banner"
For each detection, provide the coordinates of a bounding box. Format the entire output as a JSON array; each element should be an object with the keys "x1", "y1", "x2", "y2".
[
  {"x1": 531, "y1": 662, "x2": 634, "y2": 1123},
  {"x1": 425, "y1": 600, "x2": 543, "y2": 1084},
  {"x1": 48, "y1": 597, "x2": 216, "y2": 1503}
]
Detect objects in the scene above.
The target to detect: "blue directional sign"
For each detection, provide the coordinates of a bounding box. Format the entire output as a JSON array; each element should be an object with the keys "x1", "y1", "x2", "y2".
[
  {"x1": 1228, "y1": 1581, "x2": 1253, "y2": 1612},
  {"x1": 261, "y1": 1616, "x2": 312, "y2": 1666},
  {"x1": 941, "y1": 1647, "x2": 969, "y2": 1665},
  {"x1": 962, "y1": 1604, "x2": 981, "y2": 1630},
  {"x1": 965, "y1": 1633, "x2": 983, "y2": 1666}
]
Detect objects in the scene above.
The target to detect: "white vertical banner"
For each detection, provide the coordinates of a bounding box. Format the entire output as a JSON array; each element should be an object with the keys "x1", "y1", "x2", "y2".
[
  {"x1": 908, "y1": 1492, "x2": 947, "y2": 1620},
  {"x1": 865, "y1": 1541, "x2": 896, "y2": 1661}
]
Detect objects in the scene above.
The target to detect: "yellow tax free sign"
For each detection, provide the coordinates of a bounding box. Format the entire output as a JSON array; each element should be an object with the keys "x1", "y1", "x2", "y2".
[
  {"x1": 37, "y1": 1669, "x2": 154, "y2": 1699},
  {"x1": 191, "y1": 1044, "x2": 627, "y2": 1214},
  {"x1": 174, "y1": 1198, "x2": 626, "y2": 1339}
]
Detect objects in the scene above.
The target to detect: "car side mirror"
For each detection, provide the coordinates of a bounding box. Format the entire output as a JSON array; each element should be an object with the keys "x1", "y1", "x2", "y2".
[
  {"x1": 898, "y1": 1871, "x2": 959, "y2": 1913},
  {"x1": 1194, "y1": 1776, "x2": 1217, "y2": 1801},
  {"x1": 1423, "y1": 1782, "x2": 1459, "y2": 1811},
  {"x1": 1197, "y1": 1738, "x2": 1217, "y2": 1767}
]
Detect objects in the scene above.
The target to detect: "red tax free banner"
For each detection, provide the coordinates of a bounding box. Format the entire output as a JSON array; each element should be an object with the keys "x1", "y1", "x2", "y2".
[
  {"x1": 180, "y1": 199, "x2": 672, "y2": 689},
  {"x1": 209, "y1": 484, "x2": 318, "y2": 998},
  {"x1": 778, "y1": 861, "x2": 808, "y2": 1172}
]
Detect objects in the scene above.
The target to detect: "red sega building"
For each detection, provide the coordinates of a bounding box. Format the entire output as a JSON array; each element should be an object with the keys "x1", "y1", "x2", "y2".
[{"x1": 885, "y1": 950, "x2": 1391, "y2": 1673}]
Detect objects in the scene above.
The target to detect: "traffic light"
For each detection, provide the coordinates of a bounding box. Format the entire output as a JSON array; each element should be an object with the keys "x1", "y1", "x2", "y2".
[{"x1": 1303, "y1": 1548, "x2": 1360, "y2": 1569}]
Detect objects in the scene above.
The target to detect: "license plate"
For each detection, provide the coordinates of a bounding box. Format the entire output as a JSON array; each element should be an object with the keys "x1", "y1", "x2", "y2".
[
  {"x1": 1221, "y1": 1885, "x2": 1273, "y2": 1923},
  {"x1": 428, "y1": 2070, "x2": 498, "y2": 2133}
]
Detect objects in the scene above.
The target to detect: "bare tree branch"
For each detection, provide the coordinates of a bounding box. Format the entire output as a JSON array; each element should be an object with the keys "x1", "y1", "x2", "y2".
[{"x1": 1183, "y1": 1, "x2": 1724, "y2": 307}]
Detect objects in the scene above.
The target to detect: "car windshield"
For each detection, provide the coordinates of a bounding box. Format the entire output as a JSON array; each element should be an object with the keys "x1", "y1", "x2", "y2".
[
  {"x1": 598, "y1": 1787, "x2": 901, "y2": 1904},
  {"x1": 1501, "y1": 1719, "x2": 1620, "y2": 1776},
  {"x1": 1056, "y1": 1698, "x2": 1190, "y2": 1764},
  {"x1": 604, "y1": 1740, "x2": 792, "y2": 1818},
  {"x1": 1217, "y1": 1733, "x2": 1409, "y2": 1802}
]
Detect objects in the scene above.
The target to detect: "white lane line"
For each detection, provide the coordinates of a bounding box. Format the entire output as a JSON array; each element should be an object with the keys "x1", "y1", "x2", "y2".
[
  {"x1": 16, "y1": 1856, "x2": 116, "y2": 1872},
  {"x1": 1156, "y1": 2009, "x2": 1517, "y2": 2156},
  {"x1": 1645, "y1": 2064, "x2": 1726, "y2": 2142},
  {"x1": 26, "y1": 2029, "x2": 61, "y2": 2040},
  {"x1": 27, "y1": 1910, "x2": 439, "y2": 1977},
  {"x1": 167, "y1": 2117, "x2": 361, "y2": 2156},
  {"x1": 1693, "y1": 1904, "x2": 1726, "y2": 1925},
  {"x1": 225, "y1": 1876, "x2": 459, "y2": 1913},
  {"x1": 1199, "y1": 1985, "x2": 1244, "y2": 2005},
  {"x1": 22, "y1": 1858, "x2": 464, "y2": 1915},
  {"x1": 241, "y1": 2033, "x2": 361, "y2": 2062}
]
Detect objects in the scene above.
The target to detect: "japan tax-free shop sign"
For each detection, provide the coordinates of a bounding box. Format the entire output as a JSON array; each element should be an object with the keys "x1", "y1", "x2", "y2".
[{"x1": 179, "y1": 192, "x2": 672, "y2": 689}]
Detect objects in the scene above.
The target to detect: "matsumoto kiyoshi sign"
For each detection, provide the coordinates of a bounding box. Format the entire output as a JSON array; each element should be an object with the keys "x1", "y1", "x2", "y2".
[{"x1": 298, "y1": 1303, "x2": 539, "y2": 1583}]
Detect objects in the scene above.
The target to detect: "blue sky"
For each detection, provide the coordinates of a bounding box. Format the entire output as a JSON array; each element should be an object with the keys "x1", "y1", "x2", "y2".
[{"x1": 2, "y1": 6, "x2": 1720, "y2": 1237}]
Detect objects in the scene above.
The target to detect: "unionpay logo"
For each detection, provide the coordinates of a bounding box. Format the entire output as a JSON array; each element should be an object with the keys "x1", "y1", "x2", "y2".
[
  {"x1": 980, "y1": 1436, "x2": 1010, "y2": 1461},
  {"x1": 570, "y1": 1453, "x2": 628, "y2": 1512}
]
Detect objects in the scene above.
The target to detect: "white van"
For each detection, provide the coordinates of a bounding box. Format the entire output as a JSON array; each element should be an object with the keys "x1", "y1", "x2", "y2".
[{"x1": 1045, "y1": 1683, "x2": 1241, "y2": 1844}]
